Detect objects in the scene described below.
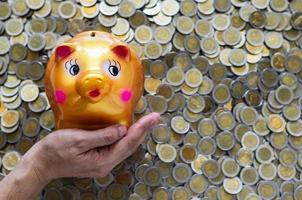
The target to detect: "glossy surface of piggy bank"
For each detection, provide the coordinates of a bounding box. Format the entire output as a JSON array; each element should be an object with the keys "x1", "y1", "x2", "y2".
[{"x1": 44, "y1": 31, "x2": 144, "y2": 129}]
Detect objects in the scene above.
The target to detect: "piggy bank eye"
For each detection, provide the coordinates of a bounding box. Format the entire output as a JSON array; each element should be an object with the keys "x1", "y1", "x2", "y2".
[
  {"x1": 65, "y1": 59, "x2": 80, "y2": 76},
  {"x1": 70, "y1": 65, "x2": 79, "y2": 76},
  {"x1": 107, "y1": 60, "x2": 121, "y2": 77}
]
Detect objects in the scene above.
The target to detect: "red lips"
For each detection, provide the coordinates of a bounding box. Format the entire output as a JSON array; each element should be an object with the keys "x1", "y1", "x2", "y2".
[{"x1": 89, "y1": 89, "x2": 101, "y2": 97}]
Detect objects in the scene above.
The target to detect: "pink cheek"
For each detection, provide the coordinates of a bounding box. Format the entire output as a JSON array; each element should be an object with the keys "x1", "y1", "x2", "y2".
[
  {"x1": 120, "y1": 89, "x2": 132, "y2": 103},
  {"x1": 55, "y1": 90, "x2": 66, "y2": 104}
]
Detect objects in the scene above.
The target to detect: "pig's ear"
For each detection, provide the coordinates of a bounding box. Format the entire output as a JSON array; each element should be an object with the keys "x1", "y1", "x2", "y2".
[
  {"x1": 111, "y1": 44, "x2": 131, "y2": 61},
  {"x1": 55, "y1": 44, "x2": 75, "y2": 62}
]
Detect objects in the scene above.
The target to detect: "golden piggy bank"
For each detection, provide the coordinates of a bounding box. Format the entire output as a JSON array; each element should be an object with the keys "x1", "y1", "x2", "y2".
[{"x1": 44, "y1": 31, "x2": 144, "y2": 129}]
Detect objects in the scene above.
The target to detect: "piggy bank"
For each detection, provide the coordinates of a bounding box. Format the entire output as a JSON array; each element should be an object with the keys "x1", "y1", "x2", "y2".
[{"x1": 44, "y1": 31, "x2": 144, "y2": 129}]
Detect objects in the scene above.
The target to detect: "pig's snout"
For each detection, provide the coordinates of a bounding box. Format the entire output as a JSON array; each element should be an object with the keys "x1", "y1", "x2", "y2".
[{"x1": 76, "y1": 73, "x2": 106, "y2": 102}]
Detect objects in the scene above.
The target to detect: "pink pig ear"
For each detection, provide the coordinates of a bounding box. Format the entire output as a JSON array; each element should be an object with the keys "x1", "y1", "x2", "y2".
[
  {"x1": 111, "y1": 44, "x2": 131, "y2": 61},
  {"x1": 55, "y1": 44, "x2": 75, "y2": 62}
]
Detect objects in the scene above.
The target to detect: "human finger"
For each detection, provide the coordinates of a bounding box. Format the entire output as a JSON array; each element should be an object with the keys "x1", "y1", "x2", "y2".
[
  {"x1": 108, "y1": 112, "x2": 160, "y2": 165},
  {"x1": 74, "y1": 124, "x2": 127, "y2": 152}
]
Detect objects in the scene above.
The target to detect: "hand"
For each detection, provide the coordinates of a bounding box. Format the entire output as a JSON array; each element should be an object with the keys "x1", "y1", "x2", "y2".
[{"x1": 23, "y1": 112, "x2": 160, "y2": 184}]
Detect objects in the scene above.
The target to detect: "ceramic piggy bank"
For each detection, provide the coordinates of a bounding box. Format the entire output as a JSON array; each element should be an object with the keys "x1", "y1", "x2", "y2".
[{"x1": 44, "y1": 31, "x2": 144, "y2": 129}]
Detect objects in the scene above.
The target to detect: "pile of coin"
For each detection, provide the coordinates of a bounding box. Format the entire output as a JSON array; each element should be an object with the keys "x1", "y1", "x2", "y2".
[{"x1": 0, "y1": 0, "x2": 302, "y2": 199}]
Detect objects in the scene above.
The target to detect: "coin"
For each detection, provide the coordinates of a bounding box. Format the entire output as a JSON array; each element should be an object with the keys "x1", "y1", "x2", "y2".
[
  {"x1": 143, "y1": 166, "x2": 161, "y2": 187},
  {"x1": 287, "y1": 119, "x2": 302, "y2": 137},
  {"x1": 212, "y1": 14, "x2": 230, "y2": 31},
  {"x1": 212, "y1": 84, "x2": 231, "y2": 105},
  {"x1": 222, "y1": 27, "x2": 241, "y2": 46},
  {"x1": 161, "y1": 0, "x2": 179, "y2": 16},
  {"x1": 149, "y1": 95, "x2": 167, "y2": 114},
  {"x1": 241, "y1": 131, "x2": 259, "y2": 151},
  {"x1": 118, "y1": 0, "x2": 135, "y2": 18},
  {"x1": 197, "y1": 137, "x2": 216, "y2": 156},
  {"x1": 144, "y1": 41, "x2": 162, "y2": 59},
  {"x1": 0, "y1": 37, "x2": 10, "y2": 55},
  {"x1": 2, "y1": 151, "x2": 21, "y2": 171},
  {"x1": 9, "y1": 43, "x2": 27, "y2": 62},
  {"x1": 171, "y1": 115, "x2": 190, "y2": 134},
  {"x1": 19, "y1": 83, "x2": 39, "y2": 102},
  {"x1": 176, "y1": 16, "x2": 194, "y2": 35},
  {"x1": 255, "y1": 144, "x2": 274, "y2": 164},
  {"x1": 237, "y1": 148, "x2": 253, "y2": 167},
  {"x1": 229, "y1": 49, "x2": 247, "y2": 67},
  {"x1": 28, "y1": 61, "x2": 45, "y2": 81},
  {"x1": 157, "y1": 144, "x2": 177, "y2": 163},
  {"x1": 240, "y1": 106, "x2": 258, "y2": 126},
  {"x1": 179, "y1": 144, "x2": 197, "y2": 163},
  {"x1": 5, "y1": 18, "x2": 23, "y2": 36},
  {"x1": 0, "y1": 2, "x2": 11, "y2": 20},
  {"x1": 184, "y1": 35, "x2": 200, "y2": 53},
  {"x1": 249, "y1": 10, "x2": 266, "y2": 28},
  {"x1": 171, "y1": 186, "x2": 190, "y2": 200},
  {"x1": 1, "y1": 110, "x2": 19, "y2": 128},
  {"x1": 28, "y1": 33, "x2": 46, "y2": 52},
  {"x1": 166, "y1": 67, "x2": 185, "y2": 86},
  {"x1": 150, "y1": 60, "x2": 168, "y2": 79},
  {"x1": 200, "y1": 37, "x2": 219, "y2": 55},
  {"x1": 195, "y1": 19, "x2": 213, "y2": 38},
  {"x1": 184, "y1": 68, "x2": 203, "y2": 88},
  {"x1": 172, "y1": 163, "x2": 192, "y2": 183},
  {"x1": 151, "y1": 125, "x2": 169, "y2": 144},
  {"x1": 223, "y1": 177, "x2": 242, "y2": 194},
  {"x1": 58, "y1": 1, "x2": 77, "y2": 19},
  {"x1": 202, "y1": 159, "x2": 220, "y2": 179},
  {"x1": 197, "y1": 118, "x2": 217, "y2": 138}
]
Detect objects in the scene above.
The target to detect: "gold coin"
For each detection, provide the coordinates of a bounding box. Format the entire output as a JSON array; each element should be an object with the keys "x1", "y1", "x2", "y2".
[
  {"x1": 144, "y1": 77, "x2": 161, "y2": 94},
  {"x1": 221, "y1": 158, "x2": 240, "y2": 178},
  {"x1": 223, "y1": 27, "x2": 241, "y2": 46},
  {"x1": 154, "y1": 26, "x2": 173, "y2": 44},
  {"x1": 1, "y1": 110, "x2": 19, "y2": 128},
  {"x1": 195, "y1": 19, "x2": 213, "y2": 38},
  {"x1": 202, "y1": 159, "x2": 220, "y2": 179},
  {"x1": 212, "y1": 84, "x2": 231, "y2": 105},
  {"x1": 240, "y1": 167, "x2": 259, "y2": 185},
  {"x1": 172, "y1": 163, "x2": 192, "y2": 183},
  {"x1": 157, "y1": 144, "x2": 177, "y2": 163},
  {"x1": 166, "y1": 67, "x2": 185, "y2": 86},
  {"x1": 153, "y1": 187, "x2": 169, "y2": 200},
  {"x1": 0, "y1": 2, "x2": 11, "y2": 20},
  {"x1": 118, "y1": 0, "x2": 135, "y2": 18},
  {"x1": 216, "y1": 130, "x2": 235, "y2": 150},
  {"x1": 255, "y1": 144, "x2": 274, "y2": 164},
  {"x1": 237, "y1": 148, "x2": 253, "y2": 167},
  {"x1": 189, "y1": 174, "x2": 208, "y2": 194},
  {"x1": 184, "y1": 68, "x2": 203, "y2": 88},
  {"x1": 176, "y1": 16, "x2": 194, "y2": 35},
  {"x1": 179, "y1": 144, "x2": 197, "y2": 163},
  {"x1": 144, "y1": 41, "x2": 162, "y2": 59},
  {"x1": 171, "y1": 186, "x2": 190, "y2": 200},
  {"x1": 149, "y1": 95, "x2": 167, "y2": 114},
  {"x1": 249, "y1": 10, "x2": 266, "y2": 28},
  {"x1": 223, "y1": 177, "x2": 242, "y2": 194},
  {"x1": 2, "y1": 150, "x2": 21, "y2": 171},
  {"x1": 279, "y1": 148, "x2": 297, "y2": 167},
  {"x1": 197, "y1": 118, "x2": 217, "y2": 137},
  {"x1": 143, "y1": 166, "x2": 161, "y2": 187},
  {"x1": 171, "y1": 115, "x2": 190, "y2": 134},
  {"x1": 267, "y1": 114, "x2": 286, "y2": 133},
  {"x1": 150, "y1": 60, "x2": 168, "y2": 79},
  {"x1": 241, "y1": 131, "x2": 260, "y2": 151},
  {"x1": 19, "y1": 83, "x2": 39, "y2": 102},
  {"x1": 257, "y1": 181, "x2": 278, "y2": 199},
  {"x1": 197, "y1": 137, "x2": 216, "y2": 156}
]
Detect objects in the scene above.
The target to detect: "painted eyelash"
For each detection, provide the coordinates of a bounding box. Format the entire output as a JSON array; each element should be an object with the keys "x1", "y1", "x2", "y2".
[
  {"x1": 108, "y1": 59, "x2": 121, "y2": 70},
  {"x1": 65, "y1": 59, "x2": 78, "y2": 69}
]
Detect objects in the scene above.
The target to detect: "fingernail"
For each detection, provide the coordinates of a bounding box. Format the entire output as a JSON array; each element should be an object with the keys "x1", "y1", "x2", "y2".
[{"x1": 118, "y1": 125, "x2": 127, "y2": 137}]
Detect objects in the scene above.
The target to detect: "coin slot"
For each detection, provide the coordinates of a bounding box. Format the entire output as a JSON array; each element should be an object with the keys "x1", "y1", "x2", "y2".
[{"x1": 90, "y1": 32, "x2": 96, "y2": 37}]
